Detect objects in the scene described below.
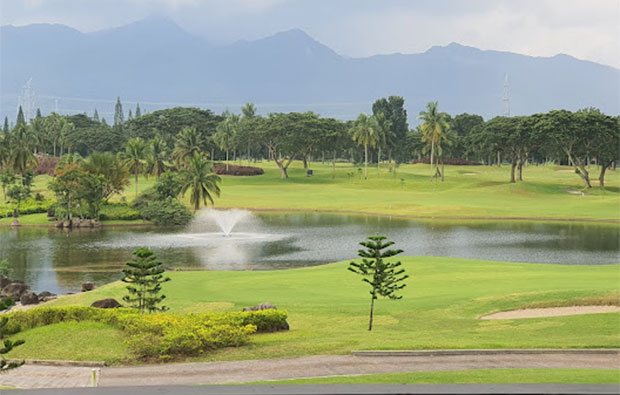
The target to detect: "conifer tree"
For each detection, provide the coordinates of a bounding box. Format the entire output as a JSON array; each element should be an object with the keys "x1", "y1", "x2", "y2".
[
  {"x1": 93, "y1": 109, "x2": 100, "y2": 122},
  {"x1": 122, "y1": 247, "x2": 170, "y2": 313},
  {"x1": 348, "y1": 236, "x2": 408, "y2": 331},
  {"x1": 16, "y1": 106, "x2": 25, "y2": 126},
  {"x1": 128, "y1": 109, "x2": 133, "y2": 120},
  {"x1": 114, "y1": 97, "x2": 124, "y2": 126},
  {"x1": 36, "y1": 108, "x2": 42, "y2": 118},
  {"x1": 135, "y1": 103, "x2": 141, "y2": 118},
  {"x1": 0, "y1": 316, "x2": 24, "y2": 372},
  {"x1": 2, "y1": 117, "x2": 8, "y2": 134}
]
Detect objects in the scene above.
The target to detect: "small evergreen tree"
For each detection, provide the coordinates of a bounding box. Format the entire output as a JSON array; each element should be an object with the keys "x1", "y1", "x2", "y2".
[
  {"x1": 16, "y1": 106, "x2": 25, "y2": 126},
  {"x1": 0, "y1": 317, "x2": 24, "y2": 372},
  {"x1": 2, "y1": 117, "x2": 8, "y2": 134},
  {"x1": 128, "y1": 109, "x2": 133, "y2": 120},
  {"x1": 135, "y1": 103, "x2": 141, "y2": 118},
  {"x1": 114, "y1": 97, "x2": 124, "y2": 126},
  {"x1": 36, "y1": 108, "x2": 42, "y2": 118},
  {"x1": 122, "y1": 247, "x2": 170, "y2": 313},
  {"x1": 348, "y1": 236, "x2": 408, "y2": 331},
  {"x1": 93, "y1": 109, "x2": 100, "y2": 122}
]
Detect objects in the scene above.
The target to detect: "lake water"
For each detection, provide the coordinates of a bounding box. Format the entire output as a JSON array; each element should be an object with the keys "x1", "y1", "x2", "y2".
[{"x1": 1, "y1": 211, "x2": 618, "y2": 294}]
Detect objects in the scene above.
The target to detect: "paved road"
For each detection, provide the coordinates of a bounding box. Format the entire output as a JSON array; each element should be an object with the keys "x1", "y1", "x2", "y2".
[
  {"x1": 0, "y1": 352, "x2": 618, "y2": 389},
  {"x1": 10, "y1": 384, "x2": 620, "y2": 395}
]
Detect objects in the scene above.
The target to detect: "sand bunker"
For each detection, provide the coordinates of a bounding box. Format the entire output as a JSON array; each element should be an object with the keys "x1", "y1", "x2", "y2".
[{"x1": 481, "y1": 305, "x2": 620, "y2": 320}]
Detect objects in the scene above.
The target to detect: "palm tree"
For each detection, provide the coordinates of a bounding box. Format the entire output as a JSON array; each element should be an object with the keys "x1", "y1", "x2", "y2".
[
  {"x1": 213, "y1": 116, "x2": 238, "y2": 172},
  {"x1": 351, "y1": 113, "x2": 379, "y2": 180},
  {"x1": 172, "y1": 127, "x2": 204, "y2": 166},
  {"x1": 374, "y1": 113, "x2": 392, "y2": 177},
  {"x1": 8, "y1": 124, "x2": 38, "y2": 179},
  {"x1": 120, "y1": 137, "x2": 147, "y2": 197},
  {"x1": 148, "y1": 136, "x2": 171, "y2": 177},
  {"x1": 180, "y1": 154, "x2": 221, "y2": 211},
  {"x1": 241, "y1": 103, "x2": 257, "y2": 119},
  {"x1": 419, "y1": 102, "x2": 450, "y2": 181}
]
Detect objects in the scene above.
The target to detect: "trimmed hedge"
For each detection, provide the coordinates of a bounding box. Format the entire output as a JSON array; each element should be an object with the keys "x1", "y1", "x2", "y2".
[
  {"x1": 0, "y1": 198, "x2": 54, "y2": 218},
  {"x1": 213, "y1": 163, "x2": 264, "y2": 176},
  {"x1": 5, "y1": 306, "x2": 289, "y2": 361}
]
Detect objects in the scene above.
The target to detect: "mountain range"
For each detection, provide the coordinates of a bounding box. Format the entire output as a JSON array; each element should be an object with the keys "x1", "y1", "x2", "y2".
[{"x1": 1, "y1": 16, "x2": 618, "y2": 122}]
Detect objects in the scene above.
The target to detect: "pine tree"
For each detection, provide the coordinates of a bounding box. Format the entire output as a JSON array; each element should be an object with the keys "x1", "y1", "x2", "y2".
[
  {"x1": 114, "y1": 97, "x2": 124, "y2": 126},
  {"x1": 2, "y1": 117, "x2": 8, "y2": 134},
  {"x1": 135, "y1": 103, "x2": 141, "y2": 118},
  {"x1": 36, "y1": 108, "x2": 42, "y2": 118},
  {"x1": 101, "y1": 117, "x2": 108, "y2": 126},
  {"x1": 122, "y1": 247, "x2": 170, "y2": 313},
  {"x1": 348, "y1": 236, "x2": 408, "y2": 331},
  {"x1": 93, "y1": 109, "x2": 100, "y2": 122},
  {"x1": 16, "y1": 106, "x2": 25, "y2": 126},
  {"x1": 128, "y1": 109, "x2": 133, "y2": 120},
  {"x1": 0, "y1": 316, "x2": 25, "y2": 372}
]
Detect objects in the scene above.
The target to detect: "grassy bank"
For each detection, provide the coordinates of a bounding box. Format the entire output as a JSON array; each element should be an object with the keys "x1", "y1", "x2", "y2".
[
  {"x1": 7, "y1": 257, "x2": 615, "y2": 363},
  {"x1": 242, "y1": 369, "x2": 620, "y2": 385},
  {"x1": 3, "y1": 162, "x2": 619, "y2": 225}
]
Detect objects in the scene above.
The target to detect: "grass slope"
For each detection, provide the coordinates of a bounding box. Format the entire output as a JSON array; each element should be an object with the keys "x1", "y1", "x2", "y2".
[
  {"x1": 242, "y1": 368, "x2": 620, "y2": 385},
  {"x1": 5, "y1": 163, "x2": 619, "y2": 225},
  {"x1": 40, "y1": 257, "x2": 620, "y2": 362}
]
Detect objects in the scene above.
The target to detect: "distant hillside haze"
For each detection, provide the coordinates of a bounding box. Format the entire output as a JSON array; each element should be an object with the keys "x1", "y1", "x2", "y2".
[{"x1": 1, "y1": 16, "x2": 618, "y2": 121}]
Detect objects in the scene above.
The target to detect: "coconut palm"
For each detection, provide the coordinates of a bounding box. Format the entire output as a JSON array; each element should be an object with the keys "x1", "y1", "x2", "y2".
[
  {"x1": 147, "y1": 136, "x2": 171, "y2": 177},
  {"x1": 8, "y1": 124, "x2": 38, "y2": 179},
  {"x1": 120, "y1": 137, "x2": 148, "y2": 197},
  {"x1": 351, "y1": 113, "x2": 379, "y2": 180},
  {"x1": 241, "y1": 103, "x2": 257, "y2": 119},
  {"x1": 213, "y1": 115, "x2": 238, "y2": 172},
  {"x1": 180, "y1": 154, "x2": 221, "y2": 211},
  {"x1": 419, "y1": 102, "x2": 450, "y2": 181},
  {"x1": 374, "y1": 113, "x2": 392, "y2": 177},
  {"x1": 172, "y1": 127, "x2": 204, "y2": 166}
]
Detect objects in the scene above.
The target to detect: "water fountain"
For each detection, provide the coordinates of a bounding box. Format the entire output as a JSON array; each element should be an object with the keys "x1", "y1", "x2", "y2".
[{"x1": 203, "y1": 208, "x2": 253, "y2": 236}]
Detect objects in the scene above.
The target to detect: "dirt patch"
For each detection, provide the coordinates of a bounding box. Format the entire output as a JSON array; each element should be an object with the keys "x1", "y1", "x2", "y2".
[
  {"x1": 462, "y1": 173, "x2": 477, "y2": 176},
  {"x1": 565, "y1": 189, "x2": 586, "y2": 196},
  {"x1": 556, "y1": 169, "x2": 575, "y2": 173},
  {"x1": 481, "y1": 306, "x2": 620, "y2": 320}
]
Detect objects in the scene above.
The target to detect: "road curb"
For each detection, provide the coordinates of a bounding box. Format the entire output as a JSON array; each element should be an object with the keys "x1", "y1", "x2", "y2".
[
  {"x1": 5, "y1": 358, "x2": 106, "y2": 367},
  {"x1": 351, "y1": 349, "x2": 620, "y2": 357}
]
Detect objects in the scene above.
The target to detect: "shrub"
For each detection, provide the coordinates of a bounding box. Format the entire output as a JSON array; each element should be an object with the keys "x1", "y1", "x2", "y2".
[
  {"x1": 213, "y1": 163, "x2": 264, "y2": 176},
  {"x1": 0, "y1": 198, "x2": 54, "y2": 218},
  {"x1": 99, "y1": 203, "x2": 141, "y2": 221},
  {"x1": 35, "y1": 154, "x2": 59, "y2": 176},
  {"x1": 131, "y1": 188, "x2": 159, "y2": 210},
  {"x1": 139, "y1": 197, "x2": 193, "y2": 226}
]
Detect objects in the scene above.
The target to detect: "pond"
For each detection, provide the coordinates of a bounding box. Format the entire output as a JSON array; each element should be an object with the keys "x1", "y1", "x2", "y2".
[{"x1": 1, "y1": 211, "x2": 618, "y2": 294}]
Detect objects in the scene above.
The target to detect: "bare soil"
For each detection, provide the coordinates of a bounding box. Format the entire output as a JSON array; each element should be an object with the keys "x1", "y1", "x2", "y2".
[{"x1": 481, "y1": 306, "x2": 620, "y2": 320}]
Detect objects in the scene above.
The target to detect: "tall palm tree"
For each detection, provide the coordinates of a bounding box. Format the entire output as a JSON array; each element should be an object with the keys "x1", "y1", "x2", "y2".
[
  {"x1": 351, "y1": 113, "x2": 379, "y2": 180},
  {"x1": 213, "y1": 116, "x2": 238, "y2": 171},
  {"x1": 120, "y1": 137, "x2": 147, "y2": 197},
  {"x1": 8, "y1": 124, "x2": 38, "y2": 179},
  {"x1": 180, "y1": 154, "x2": 221, "y2": 211},
  {"x1": 172, "y1": 127, "x2": 204, "y2": 166},
  {"x1": 419, "y1": 102, "x2": 450, "y2": 181},
  {"x1": 241, "y1": 103, "x2": 257, "y2": 119},
  {"x1": 374, "y1": 113, "x2": 392, "y2": 177},
  {"x1": 148, "y1": 136, "x2": 171, "y2": 177}
]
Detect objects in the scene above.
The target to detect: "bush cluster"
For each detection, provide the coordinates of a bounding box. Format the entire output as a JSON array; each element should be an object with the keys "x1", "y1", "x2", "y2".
[
  {"x1": 5, "y1": 306, "x2": 288, "y2": 361},
  {"x1": 0, "y1": 198, "x2": 54, "y2": 218},
  {"x1": 213, "y1": 163, "x2": 264, "y2": 176},
  {"x1": 139, "y1": 197, "x2": 193, "y2": 226},
  {"x1": 99, "y1": 203, "x2": 142, "y2": 221}
]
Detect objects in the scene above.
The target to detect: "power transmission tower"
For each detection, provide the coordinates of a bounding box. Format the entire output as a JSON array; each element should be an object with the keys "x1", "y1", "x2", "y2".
[
  {"x1": 502, "y1": 73, "x2": 510, "y2": 117},
  {"x1": 17, "y1": 78, "x2": 37, "y2": 122}
]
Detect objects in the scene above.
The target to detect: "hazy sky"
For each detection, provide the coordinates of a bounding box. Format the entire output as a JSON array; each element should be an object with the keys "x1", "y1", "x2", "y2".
[{"x1": 1, "y1": 0, "x2": 619, "y2": 68}]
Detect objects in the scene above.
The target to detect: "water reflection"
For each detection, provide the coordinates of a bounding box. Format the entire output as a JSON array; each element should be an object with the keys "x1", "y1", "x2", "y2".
[{"x1": 0, "y1": 212, "x2": 618, "y2": 294}]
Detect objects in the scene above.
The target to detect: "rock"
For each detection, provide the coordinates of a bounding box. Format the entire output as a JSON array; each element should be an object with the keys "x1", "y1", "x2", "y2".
[
  {"x1": 0, "y1": 275, "x2": 11, "y2": 289},
  {"x1": 81, "y1": 281, "x2": 95, "y2": 292},
  {"x1": 91, "y1": 220, "x2": 101, "y2": 228},
  {"x1": 20, "y1": 291, "x2": 39, "y2": 305},
  {"x1": 242, "y1": 302, "x2": 278, "y2": 312},
  {"x1": 91, "y1": 298, "x2": 122, "y2": 309},
  {"x1": 2, "y1": 282, "x2": 29, "y2": 299},
  {"x1": 54, "y1": 220, "x2": 63, "y2": 228},
  {"x1": 38, "y1": 291, "x2": 56, "y2": 302},
  {"x1": 62, "y1": 220, "x2": 71, "y2": 228}
]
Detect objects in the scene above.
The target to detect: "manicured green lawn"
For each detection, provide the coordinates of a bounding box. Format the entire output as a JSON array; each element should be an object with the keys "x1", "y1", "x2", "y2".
[
  {"x1": 241, "y1": 368, "x2": 620, "y2": 385},
  {"x1": 4, "y1": 162, "x2": 619, "y2": 225},
  {"x1": 39, "y1": 257, "x2": 619, "y2": 362}
]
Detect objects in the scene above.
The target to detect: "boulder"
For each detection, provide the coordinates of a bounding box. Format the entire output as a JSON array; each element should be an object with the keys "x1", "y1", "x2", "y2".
[
  {"x1": 91, "y1": 298, "x2": 122, "y2": 309},
  {"x1": 20, "y1": 291, "x2": 39, "y2": 305},
  {"x1": 38, "y1": 291, "x2": 56, "y2": 302},
  {"x1": 242, "y1": 302, "x2": 277, "y2": 312},
  {"x1": 2, "y1": 282, "x2": 29, "y2": 299},
  {"x1": 81, "y1": 281, "x2": 95, "y2": 292},
  {"x1": 0, "y1": 275, "x2": 11, "y2": 289},
  {"x1": 62, "y1": 220, "x2": 71, "y2": 228}
]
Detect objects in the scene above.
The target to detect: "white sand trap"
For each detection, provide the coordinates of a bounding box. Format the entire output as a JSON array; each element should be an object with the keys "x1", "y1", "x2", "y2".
[
  {"x1": 565, "y1": 189, "x2": 586, "y2": 195},
  {"x1": 481, "y1": 305, "x2": 620, "y2": 320},
  {"x1": 462, "y1": 173, "x2": 477, "y2": 176},
  {"x1": 556, "y1": 169, "x2": 575, "y2": 173}
]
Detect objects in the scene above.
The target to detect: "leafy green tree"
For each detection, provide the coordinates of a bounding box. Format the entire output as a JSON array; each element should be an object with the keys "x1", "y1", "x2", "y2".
[
  {"x1": 16, "y1": 106, "x2": 25, "y2": 127},
  {"x1": 84, "y1": 152, "x2": 130, "y2": 201},
  {"x1": 180, "y1": 154, "x2": 221, "y2": 211},
  {"x1": 372, "y1": 96, "x2": 409, "y2": 163},
  {"x1": 122, "y1": 247, "x2": 170, "y2": 313},
  {"x1": 348, "y1": 236, "x2": 408, "y2": 331},
  {"x1": 419, "y1": 102, "x2": 450, "y2": 181},
  {"x1": 120, "y1": 138, "x2": 148, "y2": 197},
  {"x1": 214, "y1": 115, "x2": 238, "y2": 171},
  {"x1": 351, "y1": 113, "x2": 379, "y2": 180},
  {"x1": 0, "y1": 171, "x2": 15, "y2": 201},
  {"x1": 0, "y1": 316, "x2": 25, "y2": 372},
  {"x1": 173, "y1": 127, "x2": 205, "y2": 167},
  {"x1": 7, "y1": 177, "x2": 32, "y2": 221},
  {"x1": 7, "y1": 124, "x2": 38, "y2": 177},
  {"x1": 154, "y1": 170, "x2": 183, "y2": 199},
  {"x1": 48, "y1": 160, "x2": 84, "y2": 220},
  {"x1": 147, "y1": 136, "x2": 171, "y2": 177}
]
